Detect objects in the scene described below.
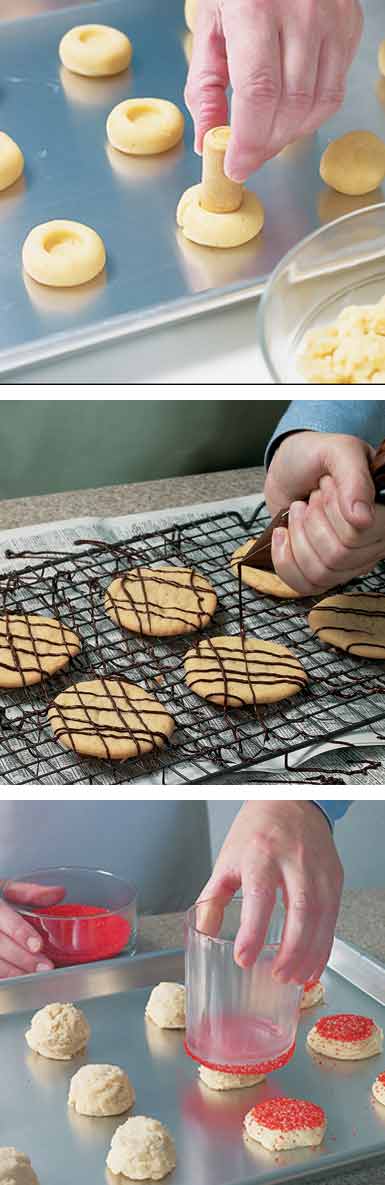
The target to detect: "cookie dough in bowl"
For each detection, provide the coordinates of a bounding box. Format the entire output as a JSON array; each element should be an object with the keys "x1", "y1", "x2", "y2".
[
  {"x1": 68, "y1": 1064, "x2": 135, "y2": 1116},
  {"x1": 106, "y1": 1116, "x2": 176, "y2": 1181},
  {"x1": 22, "y1": 221, "x2": 106, "y2": 287},
  {"x1": 59, "y1": 25, "x2": 132, "y2": 77},
  {"x1": 0, "y1": 1150, "x2": 40, "y2": 1185},
  {"x1": 145, "y1": 983, "x2": 185, "y2": 1029},
  {"x1": 0, "y1": 133, "x2": 24, "y2": 192},
  {"x1": 106, "y1": 99, "x2": 184, "y2": 155},
  {"x1": 25, "y1": 1002, "x2": 90, "y2": 1060}
]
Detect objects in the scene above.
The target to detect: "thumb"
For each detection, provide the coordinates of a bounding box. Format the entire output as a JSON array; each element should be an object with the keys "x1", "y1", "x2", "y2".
[
  {"x1": 323, "y1": 436, "x2": 375, "y2": 528},
  {"x1": 3, "y1": 880, "x2": 65, "y2": 906}
]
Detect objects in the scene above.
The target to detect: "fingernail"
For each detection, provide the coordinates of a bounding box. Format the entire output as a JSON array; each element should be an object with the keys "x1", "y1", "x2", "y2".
[
  {"x1": 27, "y1": 936, "x2": 41, "y2": 953},
  {"x1": 353, "y1": 500, "x2": 373, "y2": 517},
  {"x1": 273, "y1": 528, "x2": 286, "y2": 551},
  {"x1": 235, "y1": 948, "x2": 249, "y2": 967},
  {"x1": 36, "y1": 960, "x2": 51, "y2": 972}
]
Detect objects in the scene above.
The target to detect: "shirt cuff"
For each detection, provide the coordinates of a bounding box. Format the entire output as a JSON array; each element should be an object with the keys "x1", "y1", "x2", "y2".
[
  {"x1": 265, "y1": 399, "x2": 385, "y2": 470},
  {"x1": 312, "y1": 801, "x2": 352, "y2": 829}
]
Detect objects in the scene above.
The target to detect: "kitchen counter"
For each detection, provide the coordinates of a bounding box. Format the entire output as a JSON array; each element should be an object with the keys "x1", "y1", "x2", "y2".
[{"x1": 140, "y1": 889, "x2": 385, "y2": 1185}]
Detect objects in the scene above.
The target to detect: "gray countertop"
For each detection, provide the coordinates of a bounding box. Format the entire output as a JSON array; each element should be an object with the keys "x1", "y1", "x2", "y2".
[{"x1": 140, "y1": 890, "x2": 385, "y2": 1185}]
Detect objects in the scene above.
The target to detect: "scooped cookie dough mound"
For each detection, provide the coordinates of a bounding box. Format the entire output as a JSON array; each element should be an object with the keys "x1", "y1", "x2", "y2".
[
  {"x1": 177, "y1": 184, "x2": 264, "y2": 247},
  {"x1": 107, "y1": 1116, "x2": 176, "y2": 1181},
  {"x1": 22, "y1": 221, "x2": 106, "y2": 287},
  {"x1": 244, "y1": 1097, "x2": 326, "y2": 1151},
  {"x1": 59, "y1": 25, "x2": 132, "y2": 76},
  {"x1": 320, "y1": 131, "x2": 385, "y2": 196},
  {"x1": 307, "y1": 1014, "x2": 383, "y2": 1060},
  {"x1": 308, "y1": 594, "x2": 385, "y2": 659},
  {"x1": 300, "y1": 980, "x2": 325, "y2": 1010},
  {"x1": 372, "y1": 1071, "x2": 385, "y2": 1105},
  {"x1": 105, "y1": 567, "x2": 217, "y2": 637},
  {"x1": 298, "y1": 297, "x2": 385, "y2": 383},
  {"x1": 107, "y1": 99, "x2": 184, "y2": 155},
  {"x1": 184, "y1": 635, "x2": 307, "y2": 707},
  {"x1": 68, "y1": 1064, "x2": 135, "y2": 1116},
  {"x1": 0, "y1": 614, "x2": 81, "y2": 688},
  {"x1": 25, "y1": 1002, "x2": 90, "y2": 1060},
  {"x1": 0, "y1": 1150, "x2": 39, "y2": 1185},
  {"x1": 199, "y1": 1066, "x2": 265, "y2": 1091},
  {"x1": 145, "y1": 983, "x2": 185, "y2": 1029},
  {"x1": 48, "y1": 678, "x2": 175, "y2": 761},
  {"x1": 231, "y1": 540, "x2": 300, "y2": 599},
  {"x1": 0, "y1": 133, "x2": 24, "y2": 192}
]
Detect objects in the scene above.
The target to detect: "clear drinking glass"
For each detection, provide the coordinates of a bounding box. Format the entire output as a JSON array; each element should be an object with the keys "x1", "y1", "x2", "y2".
[{"x1": 184, "y1": 895, "x2": 302, "y2": 1075}]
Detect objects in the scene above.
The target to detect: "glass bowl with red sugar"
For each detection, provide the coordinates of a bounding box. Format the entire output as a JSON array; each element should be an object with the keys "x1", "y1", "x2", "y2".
[{"x1": 4, "y1": 867, "x2": 137, "y2": 966}]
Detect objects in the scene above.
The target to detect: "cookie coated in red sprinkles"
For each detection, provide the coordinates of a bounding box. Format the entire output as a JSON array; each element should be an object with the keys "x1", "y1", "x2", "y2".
[
  {"x1": 376, "y1": 1072, "x2": 385, "y2": 1084},
  {"x1": 249, "y1": 1098, "x2": 325, "y2": 1132},
  {"x1": 314, "y1": 1014, "x2": 374, "y2": 1042}
]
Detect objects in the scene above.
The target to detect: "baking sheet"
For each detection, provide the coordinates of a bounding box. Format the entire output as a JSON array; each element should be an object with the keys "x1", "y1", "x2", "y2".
[
  {"x1": 1, "y1": 939, "x2": 385, "y2": 1185},
  {"x1": 0, "y1": 0, "x2": 384, "y2": 373}
]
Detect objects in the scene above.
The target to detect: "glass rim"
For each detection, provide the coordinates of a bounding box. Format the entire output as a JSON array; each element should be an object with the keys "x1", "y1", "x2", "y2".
[
  {"x1": 185, "y1": 893, "x2": 283, "y2": 950},
  {"x1": 3, "y1": 866, "x2": 138, "y2": 920}
]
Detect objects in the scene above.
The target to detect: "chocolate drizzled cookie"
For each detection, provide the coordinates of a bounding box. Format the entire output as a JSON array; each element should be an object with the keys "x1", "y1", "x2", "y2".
[
  {"x1": 48, "y1": 677, "x2": 175, "y2": 760},
  {"x1": 105, "y1": 566, "x2": 217, "y2": 638},
  {"x1": 183, "y1": 635, "x2": 308, "y2": 708},
  {"x1": 0, "y1": 613, "x2": 81, "y2": 688},
  {"x1": 308, "y1": 594, "x2": 385, "y2": 659}
]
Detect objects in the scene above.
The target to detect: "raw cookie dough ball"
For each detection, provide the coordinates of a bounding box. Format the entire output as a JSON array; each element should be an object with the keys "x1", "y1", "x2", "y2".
[
  {"x1": 22, "y1": 221, "x2": 106, "y2": 288},
  {"x1": 25, "y1": 1002, "x2": 90, "y2": 1060},
  {"x1": 300, "y1": 980, "x2": 325, "y2": 1010},
  {"x1": 379, "y1": 39, "x2": 385, "y2": 78},
  {"x1": 372, "y1": 1072, "x2": 385, "y2": 1105},
  {"x1": 307, "y1": 1014, "x2": 383, "y2": 1060},
  {"x1": 231, "y1": 540, "x2": 300, "y2": 600},
  {"x1": 59, "y1": 25, "x2": 132, "y2": 77},
  {"x1": 185, "y1": 0, "x2": 197, "y2": 31},
  {"x1": 145, "y1": 983, "x2": 185, "y2": 1029},
  {"x1": 68, "y1": 1064, "x2": 135, "y2": 1116},
  {"x1": 199, "y1": 1066, "x2": 265, "y2": 1091},
  {"x1": 107, "y1": 1116, "x2": 176, "y2": 1181},
  {"x1": 0, "y1": 1150, "x2": 39, "y2": 1185},
  {"x1": 106, "y1": 99, "x2": 184, "y2": 155},
  {"x1": 0, "y1": 133, "x2": 24, "y2": 192},
  {"x1": 244, "y1": 1098, "x2": 326, "y2": 1151},
  {"x1": 320, "y1": 131, "x2": 385, "y2": 196},
  {"x1": 177, "y1": 184, "x2": 264, "y2": 247}
]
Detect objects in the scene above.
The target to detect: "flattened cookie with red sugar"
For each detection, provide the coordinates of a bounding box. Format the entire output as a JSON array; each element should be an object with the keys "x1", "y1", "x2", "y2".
[
  {"x1": 105, "y1": 567, "x2": 217, "y2": 637},
  {"x1": 0, "y1": 613, "x2": 81, "y2": 688},
  {"x1": 307, "y1": 1014, "x2": 383, "y2": 1060},
  {"x1": 300, "y1": 980, "x2": 325, "y2": 1010},
  {"x1": 48, "y1": 677, "x2": 175, "y2": 761},
  {"x1": 372, "y1": 1071, "x2": 385, "y2": 1105},
  {"x1": 184, "y1": 635, "x2": 307, "y2": 707},
  {"x1": 244, "y1": 1097, "x2": 326, "y2": 1151}
]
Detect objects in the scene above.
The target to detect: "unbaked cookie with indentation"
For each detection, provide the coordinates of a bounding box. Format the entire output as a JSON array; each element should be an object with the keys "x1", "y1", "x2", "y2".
[{"x1": 59, "y1": 24, "x2": 132, "y2": 76}]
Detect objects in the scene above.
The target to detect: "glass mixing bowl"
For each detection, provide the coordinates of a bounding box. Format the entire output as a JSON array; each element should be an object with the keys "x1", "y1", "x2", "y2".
[{"x1": 258, "y1": 201, "x2": 385, "y2": 382}]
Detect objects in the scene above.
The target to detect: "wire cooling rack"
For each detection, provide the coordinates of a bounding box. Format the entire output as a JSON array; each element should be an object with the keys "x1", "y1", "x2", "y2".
[{"x1": 1, "y1": 503, "x2": 385, "y2": 786}]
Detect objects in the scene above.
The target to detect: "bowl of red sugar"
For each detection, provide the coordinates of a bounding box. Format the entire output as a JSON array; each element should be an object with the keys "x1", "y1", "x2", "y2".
[{"x1": 5, "y1": 867, "x2": 137, "y2": 966}]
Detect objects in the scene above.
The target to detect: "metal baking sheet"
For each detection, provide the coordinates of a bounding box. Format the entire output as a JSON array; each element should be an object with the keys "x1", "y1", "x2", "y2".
[
  {"x1": 0, "y1": 0, "x2": 384, "y2": 374},
  {"x1": 1, "y1": 938, "x2": 385, "y2": 1185}
]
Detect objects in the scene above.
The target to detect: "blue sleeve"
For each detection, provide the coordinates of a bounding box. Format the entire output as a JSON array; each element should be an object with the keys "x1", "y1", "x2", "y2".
[
  {"x1": 265, "y1": 400, "x2": 385, "y2": 467},
  {"x1": 313, "y1": 801, "x2": 352, "y2": 828}
]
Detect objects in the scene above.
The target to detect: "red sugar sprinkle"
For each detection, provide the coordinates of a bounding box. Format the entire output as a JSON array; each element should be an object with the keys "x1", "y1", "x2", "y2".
[
  {"x1": 377, "y1": 1073, "x2": 385, "y2": 1084},
  {"x1": 315, "y1": 1014, "x2": 374, "y2": 1042},
  {"x1": 25, "y1": 902, "x2": 130, "y2": 965},
  {"x1": 250, "y1": 1098, "x2": 325, "y2": 1132},
  {"x1": 304, "y1": 979, "x2": 320, "y2": 991}
]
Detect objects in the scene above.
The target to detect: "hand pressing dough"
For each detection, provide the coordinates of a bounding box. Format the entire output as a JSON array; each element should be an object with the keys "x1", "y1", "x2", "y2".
[
  {"x1": 298, "y1": 297, "x2": 385, "y2": 383},
  {"x1": 185, "y1": 0, "x2": 197, "y2": 31},
  {"x1": 0, "y1": 613, "x2": 81, "y2": 688},
  {"x1": 59, "y1": 25, "x2": 132, "y2": 77},
  {"x1": 231, "y1": 540, "x2": 301, "y2": 600},
  {"x1": 145, "y1": 983, "x2": 185, "y2": 1029},
  {"x1": 184, "y1": 635, "x2": 308, "y2": 707},
  {"x1": 379, "y1": 39, "x2": 385, "y2": 78},
  {"x1": 107, "y1": 1116, "x2": 176, "y2": 1181},
  {"x1": 307, "y1": 1014, "x2": 383, "y2": 1060},
  {"x1": 0, "y1": 1151, "x2": 39, "y2": 1185},
  {"x1": 25, "y1": 1002, "x2": 90, "y2": 1060},
  {"x1": 244, "y1": 1098, "x2": 326, "y2": 1151},
  {"x1": 48, "y1": 678, "x2": 175, "y2": 761},
  {"x1": 300, "y1": 980, "x2": 325, "y2": 1010},
  {"x1": 22, "y1": 221, "x2": 106, "y2": 287},
  {"x1": 107, "y1": 99, "x2": 184, "y2": 155},
  {"x1": 0, "y1": 133, "x2": 24, "y2": 192},
  {"x1": 68, "y1": 1064, "x2": 135, "y2": 1116},
  {"x1": 320, "y1": 131, "x2": 385, "y2": 196},
  {"x1": 199, "y1": 1066, "x2": 265, "y2": 1091},
  {"x1": 177, "y1": 185, "x2": 264, "y2": 247}
]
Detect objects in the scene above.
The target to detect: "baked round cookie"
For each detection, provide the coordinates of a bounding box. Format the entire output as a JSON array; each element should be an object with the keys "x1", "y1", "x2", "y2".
[
  {"x1": 0, "y1": 133, "x2": 24, "y2": 192},
  {"x1": 184, "y1": 635, "x2": 308, "y2": 707},
  {"x1": 307, "y1": 1014, "x2": 383, "y2": 1060},
  {"x1": 22, "y1": 220, "x2": 106, "y2": 287},
  {"x1": 379, "y1": 39, "x2": 385, "y2": 77},
  {"x1": 0, "y1": 1150, "x2": 39, "y2": 1185},
  {"x1": 68, "y1": 1064, "x2": 135, "y2": 1116},
  {"x1": 106, "y1": 99, "x2": 184, "y2": 155},
  {"x1": 199, "y1": 1066, "x2": 265, "y2": 1091},
  {"x1": 372, "y1": 1071, "x2": 385, "y2": 1105},
  {"x1": 145, "y1": 983, "x2": 185, "y2": 1029},
  {"x1": 244, "y1": 1097, "x2": 326, "y2": 1151},
  {"x1": 59, "y1": 25, "x2": 132, "y2": 76},
  {"x1": 25, "y1": 1002, "x2": 90, "y2": 1060},
  {"x1": 0, "y1": 613, "x2": 81, "y2": 688},
  {"x1": 320, "y1": 131, "x2": 385, "y2": 196},
  {"x1": 231, "y1": 540, "x2": 301, "y2": 599},
  {"x1": 177, "y1": 184, "x2": 264, "y2": 248},
  {"x1": 48, "y1": 677, "x2": 175, "y2": 761},
  {"x1": 105, "y1": 566, "x2": 217, "y2": 637},
  {"x1": 308, "y1": 594, "x2": 385, "y2": 659},
  {"x1": 300, "y1": 980, "x2": 325, "y2": 1010},
  {"x1": 106, "y1": 1116, "x2": 176, "y2": 1181},
  {"x1": 185, "y1": 0, "x2": 197, "y2": 31}
]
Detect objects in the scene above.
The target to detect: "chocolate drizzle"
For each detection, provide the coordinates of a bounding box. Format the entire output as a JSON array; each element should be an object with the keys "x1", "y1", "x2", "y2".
[
  {"x1": 0, "y1": 613, "x2": 80, "y2": 687},
  {"x1": 310, "y1": 595, "x2": 385, "y2": 656},
  {"x1": 49, "y1": 675, "x2": 174, "y2": 761},
  {"x1": 105, "y1": 566, "x2": 217, "y2": 636},
  {"x1": 184, "y1": 636, "x2": 307, "y2": 710}
]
